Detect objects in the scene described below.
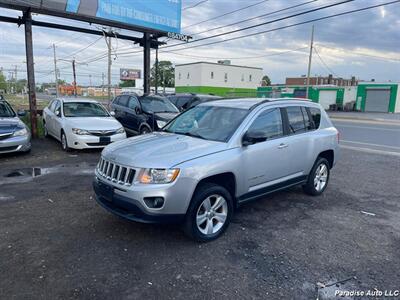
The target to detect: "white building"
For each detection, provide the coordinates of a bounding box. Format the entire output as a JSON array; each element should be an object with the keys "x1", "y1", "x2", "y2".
[{"x1": 175, "y1": 61, "x2": 263, "y2": 97}]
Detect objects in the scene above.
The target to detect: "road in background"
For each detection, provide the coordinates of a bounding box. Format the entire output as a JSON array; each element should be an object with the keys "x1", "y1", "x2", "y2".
[{"x1": 332, "y1": 119, "x2": 400, "y2": 155}]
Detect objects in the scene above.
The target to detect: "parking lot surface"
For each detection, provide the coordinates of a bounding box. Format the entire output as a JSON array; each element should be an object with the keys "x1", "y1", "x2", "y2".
[{"x1": 1, "y1": 134, "x2": 399, "y2": 299}]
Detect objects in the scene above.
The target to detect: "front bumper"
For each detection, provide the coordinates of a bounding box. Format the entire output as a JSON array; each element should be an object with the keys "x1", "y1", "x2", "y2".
[
  {"x1": 68, "y1": 133, "x2": 126, "y2": 149},
  {"x1": 0, "y1": 135, "x2": 31, "y2": 154},
  {"x1": 93, "y1": 178, "x2": 185, "y2": 224}
]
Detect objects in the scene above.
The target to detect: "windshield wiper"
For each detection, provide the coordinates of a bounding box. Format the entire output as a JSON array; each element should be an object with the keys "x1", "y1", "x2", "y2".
[{"x1": 176, "y1": 131, "x2": 207, "y2": 140}]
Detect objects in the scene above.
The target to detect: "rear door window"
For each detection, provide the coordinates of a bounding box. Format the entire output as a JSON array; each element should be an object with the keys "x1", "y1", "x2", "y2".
[
  {"x1": 286, "y1": 106, "x2": 306, "y2": 134},
  {"x1": 308, "y1": 107, "x2": 321, "y2": 129},
  {"x1": 301, "y1": 107, "x2": 313, "y2": 130}
]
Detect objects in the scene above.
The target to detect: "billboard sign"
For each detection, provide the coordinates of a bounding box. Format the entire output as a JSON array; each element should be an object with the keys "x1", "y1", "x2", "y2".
[
  {"x1": 0, "y1": 0, "x2": 182, "y2": 34},
  {"x1": 120, "y1": 69, "x2": 141, "y2": 81}
]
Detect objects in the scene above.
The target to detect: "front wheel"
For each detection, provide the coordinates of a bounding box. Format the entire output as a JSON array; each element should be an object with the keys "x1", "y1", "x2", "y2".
[
  {"x1": 61, "y1": 132, "x2": 70, "y2": 152},
  {"x1": 183, "y1": 183, "x2": 233, "y2": 242},
  {"x1": 303, "y1": 157, "x2": 330, "y2": 196},
  {"x1": 43, "y1": 122, "x2": 49, "y2": 137}
]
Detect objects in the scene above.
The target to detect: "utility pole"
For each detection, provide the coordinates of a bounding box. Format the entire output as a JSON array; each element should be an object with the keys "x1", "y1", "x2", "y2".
[
  {"x1": 155, "y1": 47, "x2": 159, "y2": 94},
  {"x1": 306, "y1": 25, "x2": 314, "y2": 99},
  {"x1": 72, "y1": 59, "x2": 77, "y2": 97},
  {"x1": 89, "y1": 74, "x2": 92, "y2": 87},
  {"x1": 14, "y1": 65, "x2": 18, "y2": 94},
  {"x1": 52, "y1": 44, "x2": 59, "y2": 97},
  {"x1": 102, "y1": 72, "x2": 105, "y2": 102},
  {"x1": 24, "y1": 10, "x2": 38, "y2": 138},
  {"x1": 105, "y1": 34, "x2": 112, "y2": 102}
]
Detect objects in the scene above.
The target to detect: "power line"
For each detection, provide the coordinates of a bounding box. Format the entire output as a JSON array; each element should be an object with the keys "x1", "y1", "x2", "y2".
[
  {"x1": 60, "y1": 36, "x2": 103, "y2": 60},
  {"x1": 314, "y1": 46, "x2": 339, "y2": 77},
  {"x1": 161, "y1": 0, "x2": 400, "y2": 53},
  {"x1": 183, "y1": 0, "x2": 209, "y2": 11},
  {"x1": 183, "y1": 0, "x2": 271, "y2": 29},
  {"x1": 164, "y1": 0, "x2": 355, "y2": 50},
  {"x1": 191, "y1": 0, "x2": 319, "y2": 36}
]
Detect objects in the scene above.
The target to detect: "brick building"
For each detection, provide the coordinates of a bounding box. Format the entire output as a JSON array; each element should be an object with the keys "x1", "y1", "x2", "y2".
[{"x1": 285, "y1": 74, "x2": 357, "y2": 86}]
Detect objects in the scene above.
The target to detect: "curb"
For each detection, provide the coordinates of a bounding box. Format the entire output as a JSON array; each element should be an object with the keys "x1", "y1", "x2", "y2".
[{"x1": 329, "y1": 115, "x2": 400, "y2": 125}]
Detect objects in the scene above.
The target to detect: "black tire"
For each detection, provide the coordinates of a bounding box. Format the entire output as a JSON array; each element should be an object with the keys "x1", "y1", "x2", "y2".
[
  {"x1": 140, "y1": 126, "x2": 151, "y2": 135},
  {"x1": 303, "y1": 157, "x2": 330, "y2": 196},
  {"x1": 183, "y1": 183, "x2": 233, "y2": 242},
  {"x1": 61, "y1": 131, "x2": 70, "y2": 152}
]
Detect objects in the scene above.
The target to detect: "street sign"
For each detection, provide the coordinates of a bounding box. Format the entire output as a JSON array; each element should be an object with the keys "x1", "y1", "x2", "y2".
[
  {"x1": 0, "y1": 0, "x2": 182, "y2": 34},
  {"x1": 120, "y1": 69, "x2": 141, "y2": 81},
  {"x1": 167, "y1": 32, "x2": 191, "y2": 42}
]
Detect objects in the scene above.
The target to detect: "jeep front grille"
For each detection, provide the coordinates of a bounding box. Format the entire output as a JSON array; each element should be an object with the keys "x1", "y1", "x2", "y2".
[{"x1": 97, "y1": 157, "x2": 136, "y2": 185}]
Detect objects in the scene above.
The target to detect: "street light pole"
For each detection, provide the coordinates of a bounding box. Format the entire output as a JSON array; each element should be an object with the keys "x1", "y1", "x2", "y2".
[{"x1": 306, "y1": 25, "x2": 314, "y2": 99}]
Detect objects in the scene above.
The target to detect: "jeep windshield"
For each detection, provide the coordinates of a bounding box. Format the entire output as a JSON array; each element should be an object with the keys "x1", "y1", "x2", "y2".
[
  {"x1": 163, "y1": 105, "x2": 248, "y2": 142},
  {"x1": 140, "y1": 96, "x2": 179, "y2": 113},
  {"x1": 0, "y1": 102, "x2": 16, "y2": 118}
]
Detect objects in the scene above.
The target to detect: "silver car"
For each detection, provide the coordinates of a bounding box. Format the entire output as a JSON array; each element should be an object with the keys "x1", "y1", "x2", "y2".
[
  {"x1": 0, "y1": 98, "x2": 31, "y2": 154},
  {"x1": 93, "y1": 98, "x2": 339, "y2": 241}
]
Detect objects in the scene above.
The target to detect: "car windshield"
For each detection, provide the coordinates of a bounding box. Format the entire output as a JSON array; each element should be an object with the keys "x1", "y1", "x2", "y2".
[
  {"x1": 163, "y1": 105, "x2": 248, "y2": 142},
  {"x1": 63, "y1": 102, "x2": 109, "y2": 117},
  {"x1": 140, "y1": 97, "x2": 179, "y2": 113},
  {"x1": 0, "y1": 102, "x2": 16, "y2": 118}
]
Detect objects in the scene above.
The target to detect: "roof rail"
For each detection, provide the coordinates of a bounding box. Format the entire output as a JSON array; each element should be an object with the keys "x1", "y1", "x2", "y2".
[{"x1": 249, "y1": 99, "x2": 271, "y2": 110}]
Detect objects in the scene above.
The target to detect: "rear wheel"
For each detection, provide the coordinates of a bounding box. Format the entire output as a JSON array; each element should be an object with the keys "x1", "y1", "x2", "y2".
[
  {"x1": 303, "y1": 157, "x2": 330, "y2": 196},
  {"x1": 184, "y1": 183, "x2": 233, "y2": 242}
]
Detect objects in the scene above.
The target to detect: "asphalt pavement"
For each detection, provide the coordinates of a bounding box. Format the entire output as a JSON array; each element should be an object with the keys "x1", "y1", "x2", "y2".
[{"x1": 0, "y1": 120, "x2": 399, "y2": 299}]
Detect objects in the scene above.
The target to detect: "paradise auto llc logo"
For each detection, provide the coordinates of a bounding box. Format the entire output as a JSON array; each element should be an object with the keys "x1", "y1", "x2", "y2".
[{"x1": 335, "y1": 289, "x2": 399, "y2": 297}]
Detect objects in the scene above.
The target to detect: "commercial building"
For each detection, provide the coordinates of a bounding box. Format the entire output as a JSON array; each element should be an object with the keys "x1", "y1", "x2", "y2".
[
  {"x1": 175, "y1": 61, "x2": 263, "y2": 97},
  {"x1": 257, "y1": 82, "x2": 400, "y2": 113},
  {"x1": 285, "y1": 74, "x2": 357, "y2": 87}
]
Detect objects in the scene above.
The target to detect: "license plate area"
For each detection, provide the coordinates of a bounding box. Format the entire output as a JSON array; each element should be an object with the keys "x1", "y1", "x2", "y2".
[
  {"x1": 99, "y1": 136, "x2": 111, "y2": 145},
  {"x1": 97, "y1": 180, "x2": 114, "y2": 202}
]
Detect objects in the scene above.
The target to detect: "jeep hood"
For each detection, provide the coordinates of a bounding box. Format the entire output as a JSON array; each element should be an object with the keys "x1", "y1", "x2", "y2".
[{"x1": 102, "y1": 132, "x2": 228, "y2": 168}]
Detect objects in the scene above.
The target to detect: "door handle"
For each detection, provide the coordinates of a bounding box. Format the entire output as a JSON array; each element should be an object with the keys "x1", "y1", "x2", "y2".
[{"x1": 278, "y1": 143, "x2": 288, "y2": 149}]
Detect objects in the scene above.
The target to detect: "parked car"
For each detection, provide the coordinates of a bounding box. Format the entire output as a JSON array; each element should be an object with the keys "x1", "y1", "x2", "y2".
[
  {"x1": 93, "y1": 98, "x2": 339, "y2": 241},
  {"x1": 43, "y1": 98, "x2": 126, "y2": 151},
  {"x1": 0, "y1": 98, "x2": 31, "y2": 154},
  {"x1": 111, "y1": 94, "x2": 179, "y2": 135},
  {"x1": 166, "y1": 93, "x2": 222, "y2": 111}
]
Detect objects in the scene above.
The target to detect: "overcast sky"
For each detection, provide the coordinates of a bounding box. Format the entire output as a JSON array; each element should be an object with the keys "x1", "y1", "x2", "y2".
[{"x1": 0, "y1": 0, "x2": 399, "y2": 86}]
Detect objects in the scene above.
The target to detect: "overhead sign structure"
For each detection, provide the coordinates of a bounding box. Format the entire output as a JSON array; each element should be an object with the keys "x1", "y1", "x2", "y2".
[
  {"x1": 120, "y1": 68, "x2": 141, "y2": 81},
  {"x1": 0, "y1": 0, "x2": 182, "y2": 34}
]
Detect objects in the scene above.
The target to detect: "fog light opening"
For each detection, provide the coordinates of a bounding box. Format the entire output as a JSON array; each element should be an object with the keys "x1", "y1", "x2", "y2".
[{"x1": 144, "y1": 197, "x2": 164, "y2": 209}]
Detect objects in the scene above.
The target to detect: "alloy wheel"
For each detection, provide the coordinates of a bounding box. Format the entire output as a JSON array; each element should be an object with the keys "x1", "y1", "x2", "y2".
[
  {"x1": 314, "y1": 163, "x2": 328, "y2": 192},
  {"x1": 196, "y1": 194, "x2": 228, "y2": 235}
]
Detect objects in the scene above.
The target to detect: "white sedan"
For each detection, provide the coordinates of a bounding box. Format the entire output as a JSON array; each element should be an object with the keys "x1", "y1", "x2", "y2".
[{"x1": 43, "y1": 98, "x2": 126, "y2": 151}]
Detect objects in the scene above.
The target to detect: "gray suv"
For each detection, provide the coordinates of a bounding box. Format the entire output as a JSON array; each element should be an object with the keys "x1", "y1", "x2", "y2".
[{"x1": 93, "y1": 98, "x2": 339, "y2": 241}]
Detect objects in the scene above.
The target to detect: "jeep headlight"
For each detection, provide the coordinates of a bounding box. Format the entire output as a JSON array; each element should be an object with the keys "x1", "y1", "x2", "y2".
[
  {"x1": 116, "y1": 127, "x2": 125, "y2": 134},
  {"x1": 72, "y1": 128, "x2": 90, "y2": 135},
  {"x1": 13, "y1": 127, "x2": 28, "y2": 137},
  {"x1": 139, "y1": 168, "x2": 180, "y2": 184},
  {"x1": 156, "y1": 120, "x2": 167, "y2": 128}
]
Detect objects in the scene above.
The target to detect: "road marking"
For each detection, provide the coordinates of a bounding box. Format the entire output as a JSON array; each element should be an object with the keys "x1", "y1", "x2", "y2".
[
  {"x1": 341, "y1": 140, "x2": 400, "y2": 150},
  {"x1": 335, "y1": 124, "x2": 400, "y2": 132},
  {"x1": 331, "y1": 118, "x2": 400, "y2": 126},
  {"x1": 340, "y1": 145, "x2": 400, "y2": 157}
]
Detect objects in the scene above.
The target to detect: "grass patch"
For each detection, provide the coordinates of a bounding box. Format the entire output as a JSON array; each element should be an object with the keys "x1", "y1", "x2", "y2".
[{"x1": 21, "y1": 113, "x2": 45, "y2": 138}]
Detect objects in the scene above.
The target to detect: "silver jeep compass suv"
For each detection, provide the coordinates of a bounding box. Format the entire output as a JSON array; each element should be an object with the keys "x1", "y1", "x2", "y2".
[{"x1": 93, "y1": 98, "x2": 339, "y2": 241}]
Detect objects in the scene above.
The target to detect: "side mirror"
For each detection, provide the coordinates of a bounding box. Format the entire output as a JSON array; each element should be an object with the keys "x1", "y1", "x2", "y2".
[
  {"x1": 109, "y1": 111, "x2": 116, "y2": 117},
  {"x1": 135, "y1": 107, "x2": 142, "y2": 115},
  {"x1": 17, "y1": 110, "x2": 26, "y2": 117},
  {"x1": 55, "y1": 110, "x2": 61, "y2": 117},
  {"x1": 242, "y1": 131, "x2": 267, "y2": 146}
]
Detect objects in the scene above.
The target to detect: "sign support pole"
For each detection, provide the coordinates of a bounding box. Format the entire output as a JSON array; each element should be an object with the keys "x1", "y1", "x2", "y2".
[
  {"x1": 155, "y1": 46, "x2": 159, "y2": 94},
  {"x1": 23, "y1": 10, "x2": 37, "y2": 138},
  {"x1": 143, "y1": 32, "x2": 151, "y2": 95}
]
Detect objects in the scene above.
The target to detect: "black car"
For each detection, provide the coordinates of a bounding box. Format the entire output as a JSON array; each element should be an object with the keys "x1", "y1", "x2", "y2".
[
  {"x1": 111, "y1": 94, "x2": 180, "y2": 135},
  {"x1": 166, "y1": 93, "x2": 222, "y2": 111}
]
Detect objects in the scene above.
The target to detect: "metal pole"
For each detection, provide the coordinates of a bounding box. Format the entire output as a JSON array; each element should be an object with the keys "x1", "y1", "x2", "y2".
[
  {"x1": 53, "y1": 43, "x2": 59, "y2": 97},
  {"x1": 143, "y1": 32, "x2": 151, "y2": 95},
  {"x1": 23, "y1": 10, "x2": 38, "y2": 138},
  {"x1": 155, "y1": 46, "x2": 159, "y2": 94},
  {"x1": 107, "y1": 35, "x2": 112, "y2": 102},
  {"x1": 72, "y1": 59, "x2": 77, "y2": 97},
  {"x1": 306, "y1": 25, "x2": 314, "y2": 99}
]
